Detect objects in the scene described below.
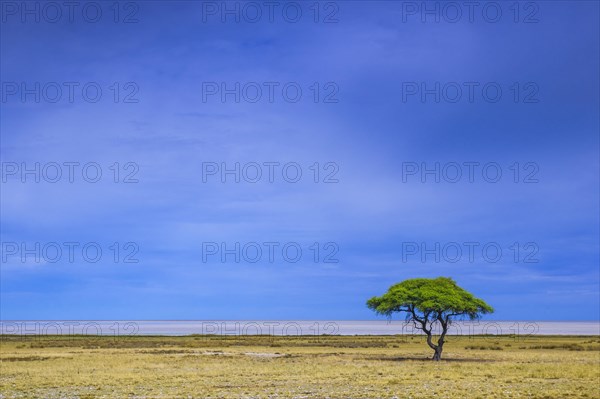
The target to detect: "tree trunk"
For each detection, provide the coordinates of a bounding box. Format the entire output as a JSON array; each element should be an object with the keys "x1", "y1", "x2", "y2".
[
  {"x1": 431, "y1": 316, "x2": 450, "y2": 361},
  {"x1": 428, "y1": 321, "x2": 447, "y2": 361},
  {"x1": 425, "y1": 332, "x2": 442, "y2": 361},
  {"x1": 432, "y1": 345, "x2": 443, "y2": 361},
  {"x1": 412, "y1": 311, "x2": 448, "y2": 361}
]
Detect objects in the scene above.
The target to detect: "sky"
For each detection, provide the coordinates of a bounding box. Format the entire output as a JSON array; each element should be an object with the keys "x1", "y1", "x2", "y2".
[{"x1": 0, "y1": 1, "x2": 599, "y2": 321}]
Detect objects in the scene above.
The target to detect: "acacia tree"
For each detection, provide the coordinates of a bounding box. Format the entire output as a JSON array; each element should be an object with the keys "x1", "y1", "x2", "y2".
[{"x1": 367, "y1": 277, "x2": 493, "y2": 361}]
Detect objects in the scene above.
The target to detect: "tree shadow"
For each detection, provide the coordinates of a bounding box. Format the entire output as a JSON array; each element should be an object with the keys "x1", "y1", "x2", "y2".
[{"x1": 374, "y1": 356, "x2": 496, "y2": 363}]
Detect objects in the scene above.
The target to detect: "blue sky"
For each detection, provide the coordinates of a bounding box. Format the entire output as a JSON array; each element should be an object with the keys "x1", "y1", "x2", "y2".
[{"x1": 1, "y1": 1, "x2": 598, "y2": 321}]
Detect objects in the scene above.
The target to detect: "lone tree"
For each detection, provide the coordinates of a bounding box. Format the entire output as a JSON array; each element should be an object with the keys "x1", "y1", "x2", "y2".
[{"x1": 367, "y1": 277, "x2": 493, "y2": 361}]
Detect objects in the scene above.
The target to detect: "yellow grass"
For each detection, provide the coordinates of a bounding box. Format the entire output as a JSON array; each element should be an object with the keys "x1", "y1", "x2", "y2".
[{"x1": 1, "y1": 335, "x2": 599, "y2": 398}]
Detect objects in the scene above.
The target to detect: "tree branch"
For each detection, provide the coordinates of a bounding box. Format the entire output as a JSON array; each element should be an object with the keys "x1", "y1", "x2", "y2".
[{"x1": 408, "y1": 307, "x2": 437, "y2": 350}]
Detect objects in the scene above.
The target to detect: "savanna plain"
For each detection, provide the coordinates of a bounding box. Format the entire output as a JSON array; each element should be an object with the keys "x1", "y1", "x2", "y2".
[{"x1": 1, "y1": 334, "x2": 599, "y2": 399}]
